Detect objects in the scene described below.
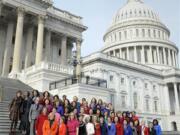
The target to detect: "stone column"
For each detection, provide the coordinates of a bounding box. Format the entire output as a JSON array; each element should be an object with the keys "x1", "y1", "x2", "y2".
[
  {"x1": 127, "y1": 47, "x2": 129, "y2": 60},
  {"x1": 119, "y1": 48, "x2": 122, "y2": 59},
  {"x1": 134, "y1": 46, "x2": 137, "y2": 62},
  {"x1": 163, "y1": 47, "x2": 167, "y2": 65},
  {"x1": 45, "y1": 29, "x2": 51, "y2": 62},
  {"x1": 2, "y1": 22, "x2": 14, "y2": 76},
  {"x1": 168, "y1": 49, "x2": 172, "y2": 66},
  {"x1": 0, "y1": 26, "x2": 5, "y2": 75},
  {"x1": 164, "y1": 84, "x2": 171, "y2": 114},
  {"x1": 174, "y1": 83, "x2": 180, "y2": 113},
  {"x1": 25, "y1": 26, "x2": 34, "y2": 69},
  {"x1": 156, "y1": 46, "x2": 160, "y2": 64},
  {"x1": 0, "y1": 2, "x2": 3, "y2": 16},
  {"x1": 148, "y1": 46, "x2": 153, "y2": 64},
  {"x1": 172, "y1": 51, "x2": 175, "y2": 67},
  {"x1": 35, "y1": 15, "x2": 45, "y2": 65},
  {"x1": 60, "y1": 35, "x2": 67, "y2": 65},
  {"x1": 11, "y1": 8, "x2": 25, "y2": 75},
  {"x1": 141, "y1": 46, "x2": 145, "y2": 64},
  {"x1": 76, "y1": 39, "x2": 82, "y2": 77}
]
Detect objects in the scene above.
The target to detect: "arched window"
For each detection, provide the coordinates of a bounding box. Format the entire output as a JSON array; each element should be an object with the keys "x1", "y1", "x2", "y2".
[
  {"x1": 153, "y1": 29, "x2": 156, "y2": 38},
  {"x1": 133, "y1": 93, "x2": 138, "y2": 109}
]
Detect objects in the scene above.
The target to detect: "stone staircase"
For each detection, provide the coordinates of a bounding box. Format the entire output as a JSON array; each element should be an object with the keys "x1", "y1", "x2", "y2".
[
  {"x1": 0, "y1": 101, "x2": 21, "y2": 134},
  {"x1": 0, "y1": 77, "x2": 33, "y2": 134}
]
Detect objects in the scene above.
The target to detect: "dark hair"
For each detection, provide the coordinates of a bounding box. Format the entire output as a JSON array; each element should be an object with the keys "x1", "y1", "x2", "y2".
[
  {"x1": 32, "y1": 90, "x2": 40, "y2": 97},
  {"x1": 53, "y1": 95, "x2": 59, "y2": 100},
  {"x1": 16, "y1": 90, "x2": 22, "y2": 97},
  {"x1": 153, "y1": 119, "x2": 159, "y2": 125},
  {"x1": 26, "y1": 91, "x2": 30, "y2": 97},
  {"x1": 43, "y1": 91, "x2": 50, "y2": 97}
]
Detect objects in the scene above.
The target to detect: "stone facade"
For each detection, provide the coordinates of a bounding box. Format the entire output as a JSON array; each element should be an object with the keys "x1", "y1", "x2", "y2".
[{"x1": 0, "y1": 0, "x2": 87, "y2": 89}]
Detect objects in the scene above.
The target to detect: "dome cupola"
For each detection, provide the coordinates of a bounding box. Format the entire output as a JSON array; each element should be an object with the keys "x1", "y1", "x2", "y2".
[{"x1": 102, "y1": 0, "x2": 178, "y2": 69}]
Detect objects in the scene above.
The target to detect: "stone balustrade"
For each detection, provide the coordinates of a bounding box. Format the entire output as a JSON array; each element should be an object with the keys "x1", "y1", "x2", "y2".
[{"x1": 22, "y1": 62, "x2": 73, "y2": 75}]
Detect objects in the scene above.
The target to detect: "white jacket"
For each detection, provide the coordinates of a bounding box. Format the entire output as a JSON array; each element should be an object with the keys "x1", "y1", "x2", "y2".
[{"x1": 86, "y1": 123, "x2": 95, "y2": 135}]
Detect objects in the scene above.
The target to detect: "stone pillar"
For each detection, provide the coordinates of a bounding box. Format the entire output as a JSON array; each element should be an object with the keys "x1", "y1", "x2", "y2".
[
  {"x1": 148, "y1": 46, "x2": 153, "y2": 64},
  {"x1": 168, "y1": 49, "x2": 172, "y2": 66},
  {"x1": 127, "y1": 47, "x2": 129, "y2": 60},
  {"x1": 76, "y1": 39, "x2": 82, "y2": 77},
  {"x1": 60, "y1": 35, "x2": 67, "y2": 65},
  {"x1": 163, "y1": 47, "x2": 167, "y2": 65},
  {"x1": 25, "y1": 26, "x2": 34, "y2": 69},
  {"x1": 119, "y1": 48, "x2": 122, "y2": 59},
  {"x1": 141, "y1": 46, "x2": 145, "y2": 64},
  {"x1": 134, "y1": 46, "x2": 137, "y2": 62},
  {"x1": 153, "y1": 48, "x2": 157, "y2": 64},
  {"x1": 156, "y1": 46, "x2": 160, "y2": 64},
  {"x1": 172, "y1": 51, "x2": 175, "y2": 67},
  {"x1": 45, "y1": 29, "x2": 51, "y2": 62},
  {"x1": 2, "y1": 22, "x2": 14, "y2": 76},
  {"x1": 164, "y1": 84, "x2": 171, "y2": 114},
  {"x1": 0, "y1": 2, "x2": 2, "y2": 16},
  {"x1": 174, "y1": 83, "x2": 180, "y2": 113},
  {"x1": 11, "y1": 8, "x2": 25, "y2": 74},
  {"x1": 0, "y1": 26, "x2": 5, "y2": 75}
]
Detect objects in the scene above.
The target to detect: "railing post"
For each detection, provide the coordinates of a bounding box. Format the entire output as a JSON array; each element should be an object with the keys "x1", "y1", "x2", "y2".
[
  {"x1": 55, "y1": 82, "x2": 56, "y2": 89},
  {"x1": 0, "y1": 86, "x2": 3, "y2": 102}
]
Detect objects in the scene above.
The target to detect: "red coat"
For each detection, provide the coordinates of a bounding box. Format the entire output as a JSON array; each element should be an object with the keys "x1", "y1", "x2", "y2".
[
  {"x1": 116, "y1": 123, "x2": 123, "y2": 135},
  {"x1": 141, "y1": 126, "x2": 149, "y2": 135},
  {"x1": 95, "y1": 123, "x2": 101, "y2": 135},
  {"x1": 35, "y1": 114, "x2": 48, "y2": 135}
]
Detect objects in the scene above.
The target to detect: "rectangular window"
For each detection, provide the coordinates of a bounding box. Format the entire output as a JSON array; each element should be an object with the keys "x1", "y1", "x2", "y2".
[
  {"x1": 154, "y1": 100, "x2": 158, "y2": 112},
  {"x1": 121, "y1": 95, "x2": 126, "y2": 107},
  {"x1": 121, "y1": 78, "x2": 125, "y2": 84},
  {"x1": 145, "y1": 99, "x2": 149, "y2": 111}
]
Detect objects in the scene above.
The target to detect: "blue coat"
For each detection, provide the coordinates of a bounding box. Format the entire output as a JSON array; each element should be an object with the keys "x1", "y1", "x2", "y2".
[
  {"x1": 57, "y1": 105, "x2": 64, "y2": 116},
  {"x1": 124, "y1": 125, "x2": 133, "y2": 135},
  {"x1": 107, "y1": 123, "x2": 116, "y2": 135},
  {"x1": 154, "y1": 125, "x2": 162, "y2": 135}
]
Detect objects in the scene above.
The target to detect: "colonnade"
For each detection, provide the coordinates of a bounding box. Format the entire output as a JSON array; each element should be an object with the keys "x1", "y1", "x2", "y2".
[{"x1": 0, "y1": 7, "x2": 82, "y2": 77}]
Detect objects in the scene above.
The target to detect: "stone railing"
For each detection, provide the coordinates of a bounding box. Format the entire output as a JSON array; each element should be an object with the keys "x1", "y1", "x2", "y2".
[
  {"x1": 22, "y1": 62, "x2": 73, "y2": 75},
  {"x1": 49, "y1": 7, "x2": 83, "y2": 24}
]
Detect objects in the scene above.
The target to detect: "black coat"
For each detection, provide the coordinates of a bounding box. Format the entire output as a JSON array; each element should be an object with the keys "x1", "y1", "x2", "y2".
[{"x1": 149, "y1": 128, "x2": 156, "y2": 135}]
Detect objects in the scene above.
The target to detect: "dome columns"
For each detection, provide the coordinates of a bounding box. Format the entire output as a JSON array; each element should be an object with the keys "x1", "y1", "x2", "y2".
[{"x1": 106, "y1": 45, "x2": 178, "y2": 68}]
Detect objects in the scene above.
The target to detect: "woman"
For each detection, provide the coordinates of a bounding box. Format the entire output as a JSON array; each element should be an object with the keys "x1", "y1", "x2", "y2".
[
  {"x1": 35, "y1": 107, "x2": 48, "y2": 135},
  {"x1": 123, "y1": 119, "x2": 133, "y2": 135},
  {"x1": 64, "y1": 107, "x2": 69, "y2": 124},
  {"x1": 89, "y1": 97, "x2": 97, "y2": 114},
  {"x1": 149, "y1": 122, "x2": 156, "y2": 135},
  {"x1": 79, "y1": 115, "x2": 87, "y2": 135},
  {"x1": 67, "y1": 112, "x2": 79, "y2": 135},
  {"x1": 52, "y1": 107, "x2": 61, "y2": 123},
  {"x1": 85, "y1": 116, "x2": 95, "y2": 135},
  {"x1": 134, "y1": 120, "x2": 141, "y2": 135},
  {"x1": 141, "y1": 120, "x2": 149, "y2": 135},
  {"x1": 130, "y1": 121, "x2": 138, "y2": 135},
  {"x1": 114, "y1": 116, "x2": 123, "y2": 135},
  {"x1": 31, "y1": 90, "x2": 40, "y2": 104},
  {"x1": 93, "y1": 116, "x2": 101, "y2": 135},
  {"x1": 9, "y1": 91, "x2": 23, "y2": 133},
  {"x1": 100, "y1": 117, "x2": 107, "y2": 135},
  {"x1": 52, "y1": 95, "x2": 59, "y2": 106},
  {"x1": 59, "y1": 117, "x2": 67, "y2": 135},
  {"x1": 153, "y1": 119, "x2": 162, "y2": 135},
  {"x1": 19, "y1": 91, "x2": 32, "y2": 135},
  {"x1": 40, "y1": 91, "x2": 51, "y2": 105},
  {"x1": 106, "y1": 117, "x2": 116, "y2": 135},
  {"x1": 43, "y1": 112, "x2": 58, "y2": 135},
  {"x1": 56, "y1": 100, "x2": 64, "y2": 116},
  {"x1": 44, "y1": 98, "x2": 53, "y2": 114},
  {"x1": 29, "y1": 97, "x2": 42, "y2": 135}
]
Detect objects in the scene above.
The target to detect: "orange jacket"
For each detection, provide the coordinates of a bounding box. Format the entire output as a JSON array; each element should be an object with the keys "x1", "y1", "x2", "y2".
[
  {"x1": 59, "y1": 123, "x2": 67, "y2": 135},
  {"x1": 42, "y1": 119, "x2": 58, "y2": 135}
]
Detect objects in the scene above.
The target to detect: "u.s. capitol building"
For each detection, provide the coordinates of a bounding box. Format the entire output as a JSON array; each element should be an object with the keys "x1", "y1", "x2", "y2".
[{"x1": 0, "y1": 0, "x2": 180, "y2": 132}]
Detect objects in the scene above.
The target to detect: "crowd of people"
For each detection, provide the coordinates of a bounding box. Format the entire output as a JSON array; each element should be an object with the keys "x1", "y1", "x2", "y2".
[{"x1": 9, "y1": 90, "x2": 162, "y2": 135}]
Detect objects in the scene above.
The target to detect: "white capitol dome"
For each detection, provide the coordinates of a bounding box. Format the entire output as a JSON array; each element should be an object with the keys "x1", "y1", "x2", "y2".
[{"x1": 102, "y1": 0, "x2": 179, "y2": 69}]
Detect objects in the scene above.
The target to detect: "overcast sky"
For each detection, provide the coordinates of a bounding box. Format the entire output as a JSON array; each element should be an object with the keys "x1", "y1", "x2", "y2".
[{"x1": 54, "y1": 0, "x2": 180, "y2": 57}]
